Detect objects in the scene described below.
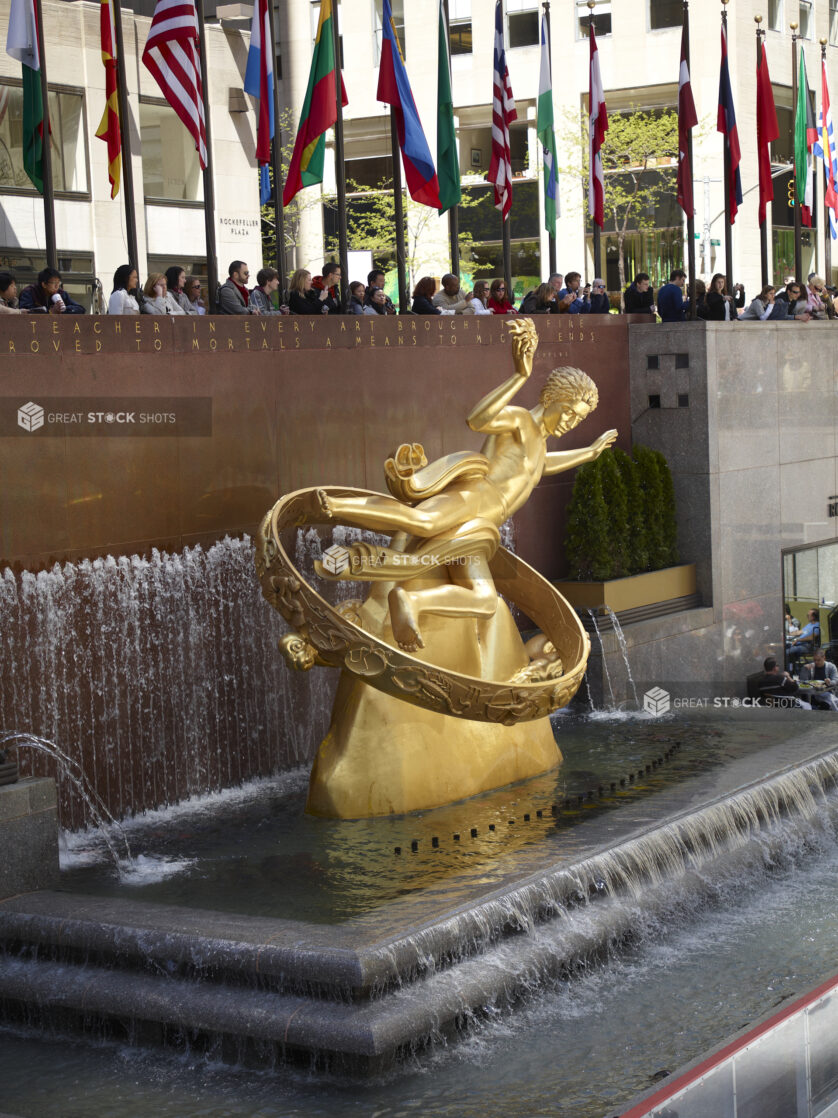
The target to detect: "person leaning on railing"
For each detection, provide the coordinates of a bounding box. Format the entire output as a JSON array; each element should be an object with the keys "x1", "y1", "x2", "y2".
[
  {"x1": 739, "y1": 285, "x2": 776, "y2": 321},
  {"x1": 141, "y1": 273, "x2": 185, "y2": 315},
  {"x1": 19, "y1": 267, "x2": 85, "y2": 314},
  {"x1": 250, "y1": 267, "x2": 287, "y2": 315}
]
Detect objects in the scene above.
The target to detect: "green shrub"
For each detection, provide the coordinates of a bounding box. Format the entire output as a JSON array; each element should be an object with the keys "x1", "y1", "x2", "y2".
[
  {"x1": 613, "y1": 448, "x2": 646, "y2": 574},
  {"x1": 564, "y1": 458, "x2": 612, "y2": 581},
  {"x1": 564, "y1": 444, "x2": 678, "y2": 580}
]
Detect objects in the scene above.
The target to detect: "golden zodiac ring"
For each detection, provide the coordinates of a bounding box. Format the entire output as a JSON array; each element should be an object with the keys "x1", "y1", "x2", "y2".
[{"x1": 255, "y1": 486, "x2": 590, "y2": 726}]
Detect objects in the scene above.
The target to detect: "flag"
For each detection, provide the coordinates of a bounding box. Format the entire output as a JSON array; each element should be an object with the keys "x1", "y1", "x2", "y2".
[
  {"x1": 488, "y1": 0, "x2": 517, "y2": 220},
  {"x1": 378, "y1": 0, "x2": 440, "y2": 208},
  {"x1": 283, "y1": 0, "x2": 347, "y2": 207},
  {"x1": 244, "y1": 0, "x2": 274, "y2": 205},
  {"x1": 5, "y1": 0, "x2": 45, "y2": 193},
  {"x1": 95, "y1": 0, "x2": 121, "y2": 198},
  {"x1": 814, "y1": 59, "x2": 838, "y2": 239},
  {"x1": 677, "y1": 16, "x2": 697, "y2": 216},
  {"x1": 142, "y1": 0, "x2": 207, "y2": 170},
  {"x1": 588, "y1": 25, "x2": 607, "y2": 229},
  {"x1": 795, "y1": 49, "x2": 816, "y2": 226},
  {"x1": 717, "y1": 23, "x2": 742, "y2": 224},
  {"x1": 756, "y1": 41, "x2": 779, "y2": 226},
  {"x1": 537, "y1": 11, "x2": 558, "y2": 234},
  {"x1": 436, "y1": 0, "x2": 459, "y2": 214}
]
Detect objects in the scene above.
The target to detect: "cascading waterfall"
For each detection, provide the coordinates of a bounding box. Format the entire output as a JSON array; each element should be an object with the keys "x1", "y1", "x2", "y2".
[
  {"x1": 0, "y1": 538, "x2": 335, "y2": 829},
  {"x1": 587, "y1": 609, "x2": 615, "y2": 708},
  {"x1": 603, "y1": 605, "x2": 639, "y2": 708}
]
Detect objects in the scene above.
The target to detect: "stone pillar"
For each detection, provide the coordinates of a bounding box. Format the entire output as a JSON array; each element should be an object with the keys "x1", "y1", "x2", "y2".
[{"x1": 0, "y1": 778, "x2": 59, "y2": 898}]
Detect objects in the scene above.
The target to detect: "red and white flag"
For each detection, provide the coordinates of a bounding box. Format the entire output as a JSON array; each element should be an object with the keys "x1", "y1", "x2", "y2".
[
  {"x1": 487, "y1": 0, "x2": 517, "y2": 220},
  {"x1": 588, "y1": 26, "x2": 607, "y2": 228},
  {"x1": 676, "y1": 16, "x2": 697, "y2": 216},
  {"x1": 142, "y1": 0, "x2": 207, "y2": 169}
]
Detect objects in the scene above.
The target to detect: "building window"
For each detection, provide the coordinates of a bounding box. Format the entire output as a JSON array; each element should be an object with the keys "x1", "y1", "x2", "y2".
[
  {"x1": 799, "y1": 0, "x2": 813, "y2": 39},
  {"x1": 140, "y1": 100, "x2": 204, "y2": 203},
  {"x1": 448, "y1": 0, "x2": 472, "y2": 55},
  {"x1": 508, "y1": 0, "x2": 539, "y2": 48},
  {"x1": 374, "y1": 0, "x2": 405, "y2": 64},
  {"x1": 769, "y1": 0, "x2": 783, "y2": 32},
  {"x1": 649, "y1": 0, "x2": 680, "y2": 31},
  {"x1": 831, "y1": 0, "x2": 838, "y2": 45},
  {"x1": 0, "y1": 82, "x2": 88, "y2": 195},
  {"x1": 577, "y1": 0, "x2": 611, "y2": 39}
]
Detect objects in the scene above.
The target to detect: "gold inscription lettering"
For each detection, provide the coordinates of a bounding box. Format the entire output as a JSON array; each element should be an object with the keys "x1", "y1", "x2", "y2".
[
  {"x1": 326, "y1": 337, "x2": 332, "y2": 347},
  {"x1": 192, "y1": 338, "x2": 200, "y2": 350},
  {"x1": 293, "y1": 322, "x2": 300, "y2": 333},
  {"x1": 73, "y1": 322, "x2": 81, "y2": 334},
  {"x1": 8, "y1": 341, "x2": 15, "y2": 353},
  {"x1": 52, "y1": 320, "x2": 59, "y2": 335},
  {"x1": 295, "y1": 337, "x2": 300, "y2": 348},
  {"x1": 398, "y1": 337, "x2": 404, "y2": 346},
  {"x1": 244, "y1": 321, "x2": 250, "y2": 334},
  {"x1": 261, "y1": 339, "x2": 269, "y2": 349},
  {"x1": 227, "y1": 338, "x2": 234, "y2": 350},
  {"x1": 95, "y1": 340, "x2": 102, "y2": 352},
  {"x1": 51, "y1": 340, "x2": 60, "y2": 351},
  {"x1": 210, "y1": 338, "x2": 217, "y2": 351},
  {"x1": 154, "y1": 339, "x2": 162, "y2": 350},
  {"x1": 384, "y1": 336, "x2": 390, "y2": 346},
  {"x1": 30, "y1": 340, "x2": 39, "y2": 353},
  {"x1": 153, "y1": 322, "x2": 160, "y2": 334},
  {"x1": 135, "y1": 339, "x2": 141, "y2": 350},
  {"x1": 93, "y1": 321, "x2": 102, "y2": 335},
  {"x1": 75, "y1": 340, "x2": 81, "y2": 352},
  {"x1": 135, "y1": 321, "x2": 142, "y2": 334},
  {"x1": 113, "y1": 321, "x2": 121, "y2": 334}
]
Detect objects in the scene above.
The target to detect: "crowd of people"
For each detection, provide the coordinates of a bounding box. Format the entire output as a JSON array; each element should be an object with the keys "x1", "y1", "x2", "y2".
[{"x1": 3, "y1": 260, "x2": 836, "y2": 321}]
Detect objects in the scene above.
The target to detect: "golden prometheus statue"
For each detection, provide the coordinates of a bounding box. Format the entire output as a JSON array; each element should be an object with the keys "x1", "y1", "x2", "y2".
[{"x1": 256, "y1": 319, "x2": 617, "y2": 818}]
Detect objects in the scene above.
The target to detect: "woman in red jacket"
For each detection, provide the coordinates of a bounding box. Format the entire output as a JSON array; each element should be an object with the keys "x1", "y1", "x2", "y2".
[{"x1": 487, "y1": 278, "x2": 515, "y2": 314}]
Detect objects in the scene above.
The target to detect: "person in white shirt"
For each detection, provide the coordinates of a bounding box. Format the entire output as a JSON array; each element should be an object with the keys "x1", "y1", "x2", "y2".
[
  {"x1": 463, "y1": 279, "x2": 492, "y2": 315},
  {"x1": 107, "y1": 264, "x2": 141, "y2": 315}
]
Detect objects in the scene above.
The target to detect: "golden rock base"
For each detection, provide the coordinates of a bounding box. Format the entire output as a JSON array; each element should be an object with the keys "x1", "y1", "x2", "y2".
[{"x1": 306, "y1": 582, "x2": 562, "y2": 819}]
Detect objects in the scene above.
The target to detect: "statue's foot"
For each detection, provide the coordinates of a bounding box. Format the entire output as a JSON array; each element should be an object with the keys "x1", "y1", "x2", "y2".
[
  {"x1": 388, "y1": 587, "x2": 425, "y2": 653},
  {"x1": 316, "y1": 488, "x2": 334, "y2": 520}
]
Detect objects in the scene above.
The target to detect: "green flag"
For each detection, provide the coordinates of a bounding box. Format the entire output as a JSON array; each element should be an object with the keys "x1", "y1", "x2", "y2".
[
  {"x1": 6, "y1": 0, "x2": 45, "y2": 194},
  {"x1": 436, "y1": 1, "x2": 460, "y2": 214},
  {"x1": 536, "y1": 12, "x2": 557, "y2": 234},
  {"x1": 795, "y1": 48, "x2": 810, "y2": 208}
]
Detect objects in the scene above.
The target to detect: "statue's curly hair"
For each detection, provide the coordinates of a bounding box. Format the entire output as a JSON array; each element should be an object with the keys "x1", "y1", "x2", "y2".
[{"x1": 540, "y1": 366, "x2": 598, "y2": 412}]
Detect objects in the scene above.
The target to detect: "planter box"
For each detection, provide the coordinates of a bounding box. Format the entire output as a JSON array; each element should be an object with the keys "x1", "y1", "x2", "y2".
[{"x1": 553, "y1": 563, "x2": 697, "y2": 614}]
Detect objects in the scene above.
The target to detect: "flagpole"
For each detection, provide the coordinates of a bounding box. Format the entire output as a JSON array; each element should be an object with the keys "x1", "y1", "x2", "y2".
[
  {"x1": 193, "y1": 0, "x2": 218, "y2": 311},
  {"x1": 792, "y1": 21, "x2": 802, "y2": 283},
  {"x1": 822, "y1": 37, "x2": 831, "y2": 282},
  {"x1": 330, "y1": 0, "x2": 348, "y2": 301},
  {"x1": 32, "y1": 0, "x2": 56, "y2": 269},
  {"x1": 111, "y1": 0, "x2": 139, "y2": 270},
  {"x1": 756, "y1": 16, "x2": 768, "y2": 288},
  {"x1": 721, "y1": 0, "x2": 733, "y2": 296},
  {"x1": 390, "y1": 113, "x2": 408, "y2": 312},
  {"x1": 588, "y1": 0, "x2": 600, "y2": 281},
  {"x1": 267, "y1": 0, "x2": 285, "y2": 291},
  {"x1": 683, "y1": 0, "x2": 695, "y2": 320},
  {"x1": 442, "y1": 0, "x2": 459, "y2": 277},
  {"x1": 544, "y1": 0, "x2": 555, "y2": 275}
]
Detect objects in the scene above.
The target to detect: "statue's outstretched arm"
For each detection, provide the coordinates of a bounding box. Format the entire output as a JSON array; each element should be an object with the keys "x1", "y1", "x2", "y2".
[
  {"x1": 542, "y1": 429, "x2": 618, "y2": 476},
  {"x1": 467, "y1": 318, "x2": 536, "y2": 434}
]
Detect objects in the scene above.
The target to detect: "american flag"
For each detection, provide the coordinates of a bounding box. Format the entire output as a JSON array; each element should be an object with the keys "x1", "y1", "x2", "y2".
[
  {"x1": 487, "y1": 0, "x2": 516, "y2": 220},
  {"x1": 142, "y1": 0, "x2": 207, "y2": 169},
  {"x1": 588, "y1": 25, "x2": 607, "y2": 229}
]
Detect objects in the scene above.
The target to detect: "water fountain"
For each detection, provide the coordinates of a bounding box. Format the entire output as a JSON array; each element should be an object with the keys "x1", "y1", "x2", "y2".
[{"x1": 2, "y1": 322, "x2": 838, "y2": 1115}]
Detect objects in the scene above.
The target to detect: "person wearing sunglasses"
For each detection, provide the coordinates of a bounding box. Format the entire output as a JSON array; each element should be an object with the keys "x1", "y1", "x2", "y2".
[
  {"x1": 488, "y1": 278, "x2": 516, "y2": 314},
  {"x1": 589, "y1": 278, "x2": 611, "y2": 314},
  {"x1": 805, "y1": 274, "x2": 828, "y2": 320}
]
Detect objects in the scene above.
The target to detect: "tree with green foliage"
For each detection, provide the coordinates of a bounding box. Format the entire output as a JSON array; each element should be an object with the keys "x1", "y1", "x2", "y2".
[
  {"x1": 558, "y1": 107, "x2": 682, "y2": 291},
  {"x1": 330, "y1": 177, "x2": 479, "y2": 289}
]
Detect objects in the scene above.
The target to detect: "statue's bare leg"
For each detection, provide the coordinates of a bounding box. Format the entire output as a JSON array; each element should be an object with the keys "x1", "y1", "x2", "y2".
[
  {"x1": 387, "y1": 556, "x2": 498, "y2": 653},
  {"x1": 317, "y1": 488, "x2": 468, "y2": 539}
]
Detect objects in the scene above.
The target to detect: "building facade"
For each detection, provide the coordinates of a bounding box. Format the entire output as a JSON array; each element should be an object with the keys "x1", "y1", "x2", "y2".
[
  {"x1": 277, "y1": 0, "x2": 838, "y2": 300},
  {"x1": 0, "y1": 0, "x2": 262, "y2": 310}
]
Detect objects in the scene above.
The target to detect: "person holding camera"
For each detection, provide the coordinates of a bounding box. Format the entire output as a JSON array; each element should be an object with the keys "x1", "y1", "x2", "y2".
[
  {"x1": 557, "y1": 272, "x2": 591, "y2": 314},
  {"x1": 704, "y1": 274, "x2": 745, "y2": 321}
]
